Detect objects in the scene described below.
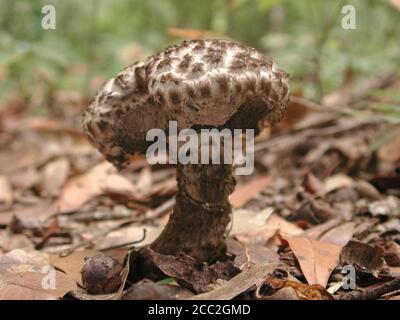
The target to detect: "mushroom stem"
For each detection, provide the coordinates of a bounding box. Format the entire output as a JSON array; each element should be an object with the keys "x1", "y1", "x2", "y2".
[{"x1": 151, "y1": 162, "x2": 236, "y2": 261}]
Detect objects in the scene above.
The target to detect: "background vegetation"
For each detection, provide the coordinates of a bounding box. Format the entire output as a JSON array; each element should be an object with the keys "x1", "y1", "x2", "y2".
[{"x1": 0, "y1": 0, "x2": 399, "y2": 113}]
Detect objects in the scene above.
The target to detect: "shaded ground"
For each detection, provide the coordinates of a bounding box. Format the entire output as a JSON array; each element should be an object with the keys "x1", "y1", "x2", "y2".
[{"x1": 0, "y1": 73, "x2": 400, "y2": 300}]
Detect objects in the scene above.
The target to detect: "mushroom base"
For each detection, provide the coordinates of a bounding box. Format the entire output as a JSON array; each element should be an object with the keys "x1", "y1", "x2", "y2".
[{"x1": 151, "y1": 162, "x2": 236, "y2": 261}]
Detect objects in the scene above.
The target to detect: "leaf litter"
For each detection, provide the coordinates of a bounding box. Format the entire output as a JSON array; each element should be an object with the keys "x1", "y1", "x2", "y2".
[{"x1": 1, "y1": 73, "x2": 400, "y2": 300}]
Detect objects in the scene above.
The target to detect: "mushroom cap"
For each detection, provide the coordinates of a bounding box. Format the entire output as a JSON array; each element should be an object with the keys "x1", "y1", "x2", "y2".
[{"x1": 82, "y1": 39, "x2": 290, "y2": 169}]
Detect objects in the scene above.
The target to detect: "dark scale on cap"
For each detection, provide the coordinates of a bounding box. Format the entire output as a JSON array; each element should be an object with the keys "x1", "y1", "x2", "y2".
[
  {"x1": 155, "y1": 90, "x2": 165, "y2": 105},
  {"x1": 281, "y1": 82, "x2": 289, "y2": 99},
  {"x1": 247, "y1": 57, "x2": 263, "y2": 69},
  {"x1": 156, "y1": 58, "x2": 172, "y2": 72},
  {"x1": 169, "y1": 90, "x2": 182, "y2": 105},
  {"x1": 200, "y1": 83, "x2": 211, "y2": 98},
  {"x1": 163, "y1": 45, "x2": 178, "y2": 55},
  {"x1": 85, "y1": 121, "x2": 97, "y2": 137},
  {"x1": 234, "y1": 52, "x2": 248, "y2": 61},
  {"x1": 230, "y1": 58, "x2": 246, "y2": 70},
  {"x1": 114, "y1": 108, "x2": 124, "y2": 117},
  {"x1": 245, "y1": 78, "x2": 256, "y2": 93},
  {"x1": 178, "y1": 54, "x2": 192, "y2": 71},
  {"x1": 98, "y1": 120, "x2": 109, "y2": 131},
  {"x1": 261, "y1": 77, "x2": 272, "y2": 96},
  {"x1": 234, "y1": 82, "x2": 242, "y2": 94},
  {"x1": 114, "y1": 74, "x2": 129, "y2": 89},
  {"x1": 215, "y1": 75, "x2": 229, "y2": 95},
  {"x1": 160, "y1": 74, "x2": 168, "y2": 83},
  {"x1": 186, "y1": 101, "x2": 199, "y2": 112},
  {"x1": 202, "y1": 52, "x2": 224, "y2": 66},
  {"x1": 98, "y1": 92, "x2": 108, "y2": 104},
  {"x1": 146, "y1": 96, "x2": 156, "y2": 106},
  {"x1": 213, "y1": 40, "x2": 229, "y2": 50},
  {"x1": 190, "y1": 62, "x2": 205, "y2": 74},
  {"x1": 134, "y1": 67, "x2": 147, "y2": 93},
  {"x1": 186, "y1": 85, "x2": 196, "y2": 99}
]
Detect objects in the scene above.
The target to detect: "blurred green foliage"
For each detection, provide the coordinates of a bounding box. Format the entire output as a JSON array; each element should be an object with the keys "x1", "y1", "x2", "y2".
[{"x1": 0, "y1": 0, "x2": 399, "y2": 110}]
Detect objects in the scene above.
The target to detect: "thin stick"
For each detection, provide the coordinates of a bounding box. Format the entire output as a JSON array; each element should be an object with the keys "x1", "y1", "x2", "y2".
[{"x1": 338, "y1": 278, "x2": 400, "y2": 300}]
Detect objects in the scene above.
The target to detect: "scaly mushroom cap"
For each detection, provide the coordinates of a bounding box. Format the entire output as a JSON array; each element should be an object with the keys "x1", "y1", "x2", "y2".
[{"x1": 82, "y1": 39, "x2": 290, "y2": 170}]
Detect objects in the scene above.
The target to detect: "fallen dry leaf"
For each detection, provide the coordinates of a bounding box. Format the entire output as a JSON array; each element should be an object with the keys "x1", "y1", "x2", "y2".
[
  {"x1": 190, "y1": 263, "x2": 277, "y2": 300},
  {"x1": 230, "y1": 208, "x2": 273, "y2": 236},
  {"x1": 0, "y1": 230, "x2": 34, "y2": 252},
  {"x1": 302, "y1": 218, "x2": 342, "y2": 240},
  {"x1": 37, "y1": 157, "x2": 70, "y2": 197},
  {"x1": 286, "y1": 237, "x2": 342, "y2": 288},
  {"x1": 140, "y1": 248, "x2": 240, "y2": 294},
  {"x1": 324, "y1": 174, "x2": 355, "y2": 193},
  {"x1": 318, "y1": 221, "x2": 355, "y2": 247},
  {"x1": 340, "y1": 240, "x2": 384, "y2": 274},
  {"x1": 0, "y1": 202, "x2": 57, "y2": 226},
  {"x1": 50, "y1": 250, "x2": 97, "y2": 287},
  {"x1": 230, "y1": 175, "x2": 272, "y2": 208},
  {"x1": 0, "y1": 249, "x2": 49, "y2": 273},
  {"x1": 0, "y1": 175, "x2": 13, "y2": 206},
  {"x1": 56, "y1": 162, "x2": 136, "y2": 213},
  {"x1": 234, "y1": 213, "x2": 303, "y2": 245},
  {"x1": 263, "y1": 275, "x2": 333, "y2": 300},
  {"x1": 121, "y1": 279, "x2": 188, "y2": 300},
  {"x1": 0, "y1": 249, "x2": 77, "y2": 299},
  {"x1": 0, "y1": 270, "x2": 77, "y2": 300},
  {"x1": 226, "y1": 239, "x2": 280, "y2": 271},
  {"x1": 136, "y1": 166, "x2": 152, "y2": 194}
]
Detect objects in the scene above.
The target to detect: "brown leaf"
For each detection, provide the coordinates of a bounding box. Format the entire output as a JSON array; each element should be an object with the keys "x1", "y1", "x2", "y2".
[
  {"x1": 318, "y1": 222, "x2": 355, "y2": 247},
  {"x1": 378, "y1": 128, "x2": 400, "y2": 162},
  {"x1": 263, "y1": 275, "x2": 333, "y2": 300},
  {"x1": 0, "y1": 230, "x2": 34, "y2": 252},
  {"x1": 136, "y1": 166, "x2": 152, "y2": 194},
  {"x1": 370, "y1": 175, "x2": 400, "y2": 191},
  {"x1": 0, "y1": 249, "x2": 77, "y2": 299},
  {"x1": 56, "y1": 162, "x2": 136, "y2": 213},
  {"x1": 121, "y1": 279, "x2": 188, "y2": 300},
  {"x1": 340, "y1": 240, "x2": 384, "y2": 274},
  {"x1": 226, "y1": 239, "x2": 280, "y2": 271},
  {"x1": 0, "y1": 270, "x2": 77, "y2": 300},
  {"x1": 324, "y1": 174, "x2": 355, "y2": 193},
  {"x1": 0, "y1": 175, "x2": 13, "y2": 206},
  {"x1": 297, "y1": 198, "x2": 337, "y2": 224},
  {"x1": 230, "y1": 208, "x2": 273, "y2": 236},
  {"x1": 286, "y1": 237, "x2": 342, "y2": 287},
  {"x1": 235, "y1": 213, "x2": 303, "y2": 245},
  {"x1": 230, "y1": 175, "x2": 272, "y2": 208},
  {"x1": 140, "y1": 248, "x2": 240, "y2": 294},
  {"x1": 0, "y1": 202, "x2": 57, "y2": 226},
  {"x1": 50, "y1": 250, "x2": 97, "y2": 287},
  {"x1": 263, "y1": 286, "x2": 301, "y2": 300},
  {"x1": 190, "y1": 264, "x2": 277, "y2": 300},
  {"x1": 37, "y1": 157, "x2": 70, "y2": 197},
  {"x1": 0, "y1": 249, "x2": 49, "y2": 273},
  {"x1": 302, "y1": 172, "x2": 325, "y2": 195},
  {"x1": 383, "y1": 241, "x2": 400, "y2": 267},
  {"x1": 302, "y1": 218, "x2": 342, "y2": 240}
]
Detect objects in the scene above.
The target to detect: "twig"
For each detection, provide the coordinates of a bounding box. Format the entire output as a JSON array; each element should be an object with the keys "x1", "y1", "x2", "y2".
[
  {"x1": 57, "y1": 198, "x2": 175, "y2": 257},
  {"x1": 58, "y1": 218, "x2": 137, "y2": 257},
  {"x1": 337, "y1": 278, "x2": 400, "y2": 300}
]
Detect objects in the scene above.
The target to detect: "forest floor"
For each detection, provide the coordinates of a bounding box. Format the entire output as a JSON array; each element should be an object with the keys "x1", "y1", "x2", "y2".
[{"x1": 0, "y1": 72, "x2": 400, "y2": 300}]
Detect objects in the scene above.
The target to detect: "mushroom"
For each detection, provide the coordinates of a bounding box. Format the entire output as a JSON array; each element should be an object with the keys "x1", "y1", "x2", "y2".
[{"x1": 82, "y1": 39, "x2": 289, "y2": 261}]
